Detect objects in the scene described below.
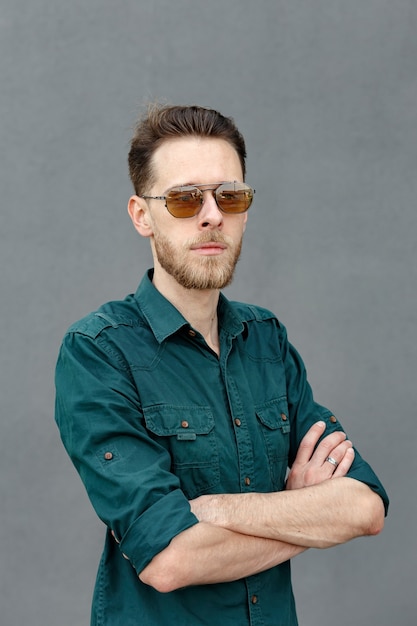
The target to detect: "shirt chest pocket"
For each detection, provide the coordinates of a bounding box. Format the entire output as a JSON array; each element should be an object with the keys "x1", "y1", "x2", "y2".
[
  {"x1": 143, "y1": 405, "x2": 220, "y2": 499},
  {"x1": 255, "y1": 397, "x2": 291, "y2": 490}
]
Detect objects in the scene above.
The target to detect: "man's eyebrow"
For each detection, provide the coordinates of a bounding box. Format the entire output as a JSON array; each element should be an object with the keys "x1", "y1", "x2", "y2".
[
  {"x1": 161, "y1": 182, "x2": 192, "y2": 193},
  {"x1": 165, "y1": 181, "x2": 229, "y2": 192},
  {"x1": 167, "y1": 182, "x2": 197, "y2": 190}
]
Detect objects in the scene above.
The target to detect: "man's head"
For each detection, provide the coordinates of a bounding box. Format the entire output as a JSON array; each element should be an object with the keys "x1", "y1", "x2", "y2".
[
  {"x1": 128, "y1": 104, "x2": 247, "y2": 195},
  {"x1": 127, "y1": 105, "x2": 251, "y2": 292}
]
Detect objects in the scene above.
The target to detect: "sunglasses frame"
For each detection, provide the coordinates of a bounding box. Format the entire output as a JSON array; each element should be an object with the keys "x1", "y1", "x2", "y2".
[{"x1": 140, "y1": 181, "x2": 255, "y2": 218}]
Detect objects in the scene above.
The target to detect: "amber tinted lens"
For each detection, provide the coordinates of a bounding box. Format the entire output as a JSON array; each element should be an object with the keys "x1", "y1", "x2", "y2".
[
  {"x1": 165, "y1": 187, "x2": 203, "y2": 218},
  {"x1": 215, "y1": 182, "x2": 254, "y2": 213}
]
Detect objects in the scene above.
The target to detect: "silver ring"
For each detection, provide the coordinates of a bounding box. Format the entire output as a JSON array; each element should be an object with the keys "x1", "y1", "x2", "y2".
[{"x1": 325, "y1": 456, "x2": 339, "y2": 467}]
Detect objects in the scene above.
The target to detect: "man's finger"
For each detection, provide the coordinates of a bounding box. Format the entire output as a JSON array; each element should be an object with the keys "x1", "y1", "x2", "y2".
[
  {"x1": 292, "y1": 421, "x2": 327, "y2": 466},
  {"x1": 313, "y1": 430, "x2": 347, "y2": 465},
  {"x1": 332, "y1": 447, "x2": 355, "y2": 478}
]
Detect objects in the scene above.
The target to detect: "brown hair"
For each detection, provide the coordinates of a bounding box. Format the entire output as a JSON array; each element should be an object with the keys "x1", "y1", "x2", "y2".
[{"x1": 128, "y1": 104, "x2": 247, "y2": 194}]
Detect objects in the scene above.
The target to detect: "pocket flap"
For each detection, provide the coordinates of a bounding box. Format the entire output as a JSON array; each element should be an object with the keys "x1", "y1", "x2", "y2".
[
  {"x1": 256, "y1": 397, "x2": 290, "y2": 433},
  {"x1": 143, "y1": 405, "x2": 215, "y2": 437}
]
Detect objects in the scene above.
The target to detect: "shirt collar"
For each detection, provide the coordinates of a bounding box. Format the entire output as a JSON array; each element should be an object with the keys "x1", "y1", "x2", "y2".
[{"x1": 134, "y1": 269, "x2": 245, "y2": 343}]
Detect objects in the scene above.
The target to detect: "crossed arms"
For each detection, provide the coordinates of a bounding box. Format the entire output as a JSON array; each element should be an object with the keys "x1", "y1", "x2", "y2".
[{"x1": 139, "y1": 421, "x2": 385, "y2": 592}]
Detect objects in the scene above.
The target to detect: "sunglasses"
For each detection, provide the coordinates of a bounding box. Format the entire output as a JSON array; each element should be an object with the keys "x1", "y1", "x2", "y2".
[{"x1": 140, "y1": 181, "x2": 255, "y2": 218}]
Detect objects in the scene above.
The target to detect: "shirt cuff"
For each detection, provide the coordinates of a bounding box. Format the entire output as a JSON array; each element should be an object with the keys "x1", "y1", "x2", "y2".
[
  {"x1": 347, "y1": 458, "x2": 389, "y2": 515},
  {"x1": 119, "y1": 489, "x2": 199, "y2": 573}
]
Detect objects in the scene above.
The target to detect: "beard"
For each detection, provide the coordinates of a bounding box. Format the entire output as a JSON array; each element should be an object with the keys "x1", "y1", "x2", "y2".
[{"x1": 153, "y1": 229, "x2": 243, "y2": 290}]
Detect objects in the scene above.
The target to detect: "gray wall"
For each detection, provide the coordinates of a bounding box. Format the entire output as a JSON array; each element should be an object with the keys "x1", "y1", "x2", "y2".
[{"x1": 2, "y1": 1, "x2": 416, "y2": 624}]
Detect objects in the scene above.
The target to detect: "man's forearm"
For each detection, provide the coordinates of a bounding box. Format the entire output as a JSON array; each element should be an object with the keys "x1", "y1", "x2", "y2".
[
  {"x1": 191, "y1": 478, "x2": 385, "y2": 549},
  {"x1": 139, "y1": 522, "x2": 306, "y2": 593}
]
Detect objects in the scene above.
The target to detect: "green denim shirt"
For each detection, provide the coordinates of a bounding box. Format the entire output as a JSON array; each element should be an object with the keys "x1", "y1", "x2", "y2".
[{"x1": 55, "y1": 270, "x2": 388, "y2": 626}]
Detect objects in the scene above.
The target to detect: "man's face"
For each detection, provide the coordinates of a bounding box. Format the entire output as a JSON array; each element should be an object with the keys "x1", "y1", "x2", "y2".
[{"x1": 142, "y1": 136, "x2": 248, "y2": 291}]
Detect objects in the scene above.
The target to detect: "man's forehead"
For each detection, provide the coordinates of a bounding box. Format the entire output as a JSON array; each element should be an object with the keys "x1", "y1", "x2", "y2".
[
  {"x1": 153, "y1": 135, "x2": 236, "y2": 157},
  {"x1": 150, "y1": 136, "x2": 243, "y2": 188}
]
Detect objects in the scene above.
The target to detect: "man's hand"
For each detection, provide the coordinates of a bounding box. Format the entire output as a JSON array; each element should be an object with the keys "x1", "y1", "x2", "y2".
[
  {"x1": 190, "y1": 421, "x2": 382, "y2": 550},
  {"x1": 285, "y1": 421, "x2": 355, "y2": 490}
]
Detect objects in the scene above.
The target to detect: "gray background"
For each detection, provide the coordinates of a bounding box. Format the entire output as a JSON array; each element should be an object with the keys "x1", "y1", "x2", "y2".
[{"x1": 1, "y1": 1, "x2": 415, "y2": 624}]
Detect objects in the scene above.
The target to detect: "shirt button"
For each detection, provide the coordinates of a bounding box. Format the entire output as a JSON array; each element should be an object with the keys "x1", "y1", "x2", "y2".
[
  {"x1": 244, "y1": 477, "x2": 251, "y2": 486},
  {"x1": 188, "y1": 329, "x2": 196, "y2": 337},
  {"x1": 251, "y1": 595, "x2": 258, "y2": 604},
  {"x1": 104, "y1": 452, "x2": 113, "y2": 460},
  {"x1": 234, "y1": 418, "x2": 241, "y2": 427},
  {"x1": 330, "y1": 415, "x2": 337, "y2": 423},
  {"x1": 281, "y1": 413, "x2": 287, "y2": 421},
  {"x1": 181, "y1": 420, "x2": 189, "y2": 428}
]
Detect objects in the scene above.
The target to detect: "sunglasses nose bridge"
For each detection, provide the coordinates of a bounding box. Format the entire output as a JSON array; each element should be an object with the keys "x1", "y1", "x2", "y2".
[
  {"x1": 200, "y1": 187, "x2": 222, "y2": 210},
  {"x1": 196, "y1": 188, "x2": 224, "y2": 222}
]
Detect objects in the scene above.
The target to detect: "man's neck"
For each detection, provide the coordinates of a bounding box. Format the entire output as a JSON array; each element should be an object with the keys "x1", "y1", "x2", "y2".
[{"x1": 152, "y1": 269, "x2": 220, "y2": 355}]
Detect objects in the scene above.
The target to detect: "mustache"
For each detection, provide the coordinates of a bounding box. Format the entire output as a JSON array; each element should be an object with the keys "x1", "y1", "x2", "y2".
[{"x1": 187, "y1": 232, "x2": 231, "y2": 246}]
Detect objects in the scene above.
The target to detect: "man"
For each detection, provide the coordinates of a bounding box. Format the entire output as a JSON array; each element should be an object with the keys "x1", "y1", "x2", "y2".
[{"x1": 55, "y1": 104, "x2": 388, "y2": 625}]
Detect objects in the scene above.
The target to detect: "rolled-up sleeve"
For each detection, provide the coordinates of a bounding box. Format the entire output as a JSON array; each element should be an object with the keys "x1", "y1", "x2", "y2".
[
  {"x1": 55, "y1": 327, "x2": 199, "y2": 573},
  {"x1": 278, "y1": 323, "x2": 389, "y2": 515}
]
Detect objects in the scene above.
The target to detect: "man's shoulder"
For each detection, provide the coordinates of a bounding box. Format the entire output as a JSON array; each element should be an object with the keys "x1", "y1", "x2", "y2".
[
  {"x1": 228, "y1": 299, "x2": 281, "y2": 326},
  {"x1": 65, "y1": 294, "x2": 143, "y2": 340}
]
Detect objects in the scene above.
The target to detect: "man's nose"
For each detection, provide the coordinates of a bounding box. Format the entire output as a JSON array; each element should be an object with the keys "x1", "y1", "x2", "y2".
[{"x1": 197, "y1": 190, "x2": 224, "y2": 228}]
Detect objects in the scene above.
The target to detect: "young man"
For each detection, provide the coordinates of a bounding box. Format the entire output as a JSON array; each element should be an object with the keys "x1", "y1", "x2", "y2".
[{"x1": 55, "y1": 104, "x2": 388, "y2": 625}]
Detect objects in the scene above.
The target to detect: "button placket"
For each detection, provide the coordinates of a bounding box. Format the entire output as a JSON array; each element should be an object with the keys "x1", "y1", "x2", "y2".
[
  {"x1": 222, "y1": 351, "x2": 256, "y2": 497},
  {"x1": 246, "y1": 577, "x2": 263, "y2": 624}
]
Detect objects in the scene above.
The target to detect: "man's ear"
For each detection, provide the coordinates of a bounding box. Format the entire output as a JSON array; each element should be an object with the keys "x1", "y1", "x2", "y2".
[{"x1": 127, "y1": 196, "x2": 154, "y2": 237}]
